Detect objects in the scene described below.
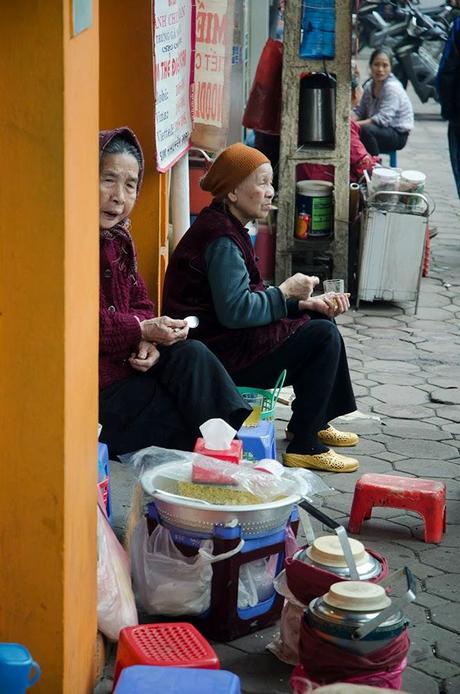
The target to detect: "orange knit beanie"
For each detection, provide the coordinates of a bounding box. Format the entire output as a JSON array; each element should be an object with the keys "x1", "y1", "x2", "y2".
[{"x1": 200, "y1": 143, "x2": 270, "y2": 199}]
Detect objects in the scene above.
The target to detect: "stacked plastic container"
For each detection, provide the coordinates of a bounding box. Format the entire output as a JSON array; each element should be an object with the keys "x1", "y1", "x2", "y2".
[{"x1": 146, "y1": 503, "x2": 298, "y2": 641}]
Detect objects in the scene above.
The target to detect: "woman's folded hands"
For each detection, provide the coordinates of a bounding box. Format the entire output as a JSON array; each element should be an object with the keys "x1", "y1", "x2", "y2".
[{"x1": 129, "y1": 340, "x2": 160, "y2": 372}]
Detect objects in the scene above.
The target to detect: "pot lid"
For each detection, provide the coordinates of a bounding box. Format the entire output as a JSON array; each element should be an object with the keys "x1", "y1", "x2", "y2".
[
  {"x1": 306, "y1": 535, "x2": 368, "y2": 568},
  {"x1": 324, "y1": 581, "x2": 391, "y2": 612}
]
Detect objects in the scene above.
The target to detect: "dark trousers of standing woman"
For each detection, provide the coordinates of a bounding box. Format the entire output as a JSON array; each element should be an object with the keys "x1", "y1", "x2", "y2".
[
  {"x1": 359, "y1": 123, "x2": 408, "y2": 156},
  {"x1": 448, "y1": 122, "x2": 460, "y2": 198},
  {"x1": 231, "y1": 318, "x2": 356, "y2": 454},
  {"x1": 99, "y1": 340, "x2": 250, "y2": 457}
]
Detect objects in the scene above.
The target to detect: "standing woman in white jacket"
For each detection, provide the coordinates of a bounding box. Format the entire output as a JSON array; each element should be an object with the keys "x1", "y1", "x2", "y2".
[{"x1": 352, "y1": 47, "x2": 414, "y2": 156}]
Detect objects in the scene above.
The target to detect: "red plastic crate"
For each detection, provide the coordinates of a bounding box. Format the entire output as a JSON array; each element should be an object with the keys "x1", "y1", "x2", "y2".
[{"x1": 113, "y1": 623, "x2": 220, "y2": 687}]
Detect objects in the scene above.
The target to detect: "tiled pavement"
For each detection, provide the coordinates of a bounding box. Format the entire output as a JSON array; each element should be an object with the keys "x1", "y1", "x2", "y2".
[{"x1": 100, "y1": 94, "x2": 460, "y2": 692}]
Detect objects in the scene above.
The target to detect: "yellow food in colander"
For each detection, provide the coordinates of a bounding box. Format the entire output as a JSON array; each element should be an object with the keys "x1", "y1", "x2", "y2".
[{"x1": 177, "y1": 481, "x2": 263, "y2": 505}]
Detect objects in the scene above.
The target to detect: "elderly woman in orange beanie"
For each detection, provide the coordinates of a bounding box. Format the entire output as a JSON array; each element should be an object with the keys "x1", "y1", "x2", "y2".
[{"x1": 162, "y1": 143, "x2": 359, "y2": 473}]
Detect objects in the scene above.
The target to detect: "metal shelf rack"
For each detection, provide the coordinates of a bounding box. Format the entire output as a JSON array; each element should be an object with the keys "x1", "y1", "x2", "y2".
[{"x1": 275, "y1": 0, "x2": 352, "y2": 285}]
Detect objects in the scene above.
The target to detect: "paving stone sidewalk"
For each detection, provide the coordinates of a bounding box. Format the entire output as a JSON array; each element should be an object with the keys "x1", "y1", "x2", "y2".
[
  {"x1": 209, "y1": 98, "x2": 460, "y2": 692},
  {"x1": 100, "y1": 98, "x2": 460, "y2": 693}
]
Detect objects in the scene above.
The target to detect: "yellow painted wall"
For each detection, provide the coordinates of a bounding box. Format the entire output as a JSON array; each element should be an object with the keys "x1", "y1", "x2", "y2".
[
  {"x1": 0, "y1": 3, "x2": 98, "y2": 692},
  {"x1": 100, "y1": 0, "x2": 169, "y2": 310}
]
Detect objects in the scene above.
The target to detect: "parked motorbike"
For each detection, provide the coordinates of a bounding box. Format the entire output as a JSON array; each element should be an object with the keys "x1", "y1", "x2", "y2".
[
  {"x1": 358, "y1": 0, "x2": 451, "y2": 52},
  {"x1": 358, "y1": 0, "x2": 449, "y2": 103}
]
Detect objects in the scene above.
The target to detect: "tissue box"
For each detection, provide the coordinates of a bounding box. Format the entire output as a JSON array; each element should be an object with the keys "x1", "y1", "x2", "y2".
[{"x1": 193, "y1": 438, "x2": 243, "y2": 466}]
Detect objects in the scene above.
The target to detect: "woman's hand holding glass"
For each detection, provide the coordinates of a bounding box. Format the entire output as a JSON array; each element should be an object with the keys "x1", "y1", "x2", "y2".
[
  {"x1": 140, "y1": 316, "x2": 189, "y2": 345},
  {"x1": 299, "y1": 292, "x2": 350, "y2": 318},
  {"x1": 279, "y1": 273, "x2": 320, "y2": 301}
]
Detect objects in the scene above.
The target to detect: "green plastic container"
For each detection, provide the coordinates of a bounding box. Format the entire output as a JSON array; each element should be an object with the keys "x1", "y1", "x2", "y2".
[{"x1": 237, "y1": 370, "x2": 286, "y2": 420}]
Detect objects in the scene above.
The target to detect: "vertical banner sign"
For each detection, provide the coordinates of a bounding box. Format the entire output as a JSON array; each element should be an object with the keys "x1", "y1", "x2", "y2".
[
  {"x1": 153, "y1": 0, "x2": 194, "y2": 172},
  {"x1": 191, "y1": 0, "x2": 235, "y2": 152}
]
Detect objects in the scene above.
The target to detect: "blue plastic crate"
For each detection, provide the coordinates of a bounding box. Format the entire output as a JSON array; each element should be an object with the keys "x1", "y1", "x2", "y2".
[
  {"x1": 114, "y1": 665, "x2": 241, "y2": 693},
  {"x1": 238, "y1": 419, "x2": 276, "y2": 462}
]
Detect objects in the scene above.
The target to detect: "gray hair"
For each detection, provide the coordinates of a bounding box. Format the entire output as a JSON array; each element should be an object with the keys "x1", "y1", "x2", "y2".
[{"x1": 102, "y1": 135, "x2": 142, "y2": 168}]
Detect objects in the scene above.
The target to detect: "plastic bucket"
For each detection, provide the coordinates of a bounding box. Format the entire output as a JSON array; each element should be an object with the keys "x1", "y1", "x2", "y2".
[
  {"x1": 0, "y1": 644, "x2": 41, "y2": 693},
  {"x1": 296, "y1": 180, "x2": 333, "y2": 237},
  {"x1": 400, "y1": 170, "x2": 426, "y2": 194},
  {"x1": 399, "y1": 170, "x2": 426, "y2": 212},
  {"x1": 370, "y1": 167, "x2": 399, "y2": 194}
]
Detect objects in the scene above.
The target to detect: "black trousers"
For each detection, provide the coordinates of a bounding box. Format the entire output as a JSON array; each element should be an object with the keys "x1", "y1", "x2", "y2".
[
  {"x1": 448, "y1": 122, "x2": 460, "y2": 198},
  {"x1": 232, "y1": 318, "x2": 356, "y2": 453},
  {"x1": 359, "y1": 123, "x2": 408, "y2": 156},
  {"x1": 99, "y1": 340, "x2": 250, "y2": 457}
]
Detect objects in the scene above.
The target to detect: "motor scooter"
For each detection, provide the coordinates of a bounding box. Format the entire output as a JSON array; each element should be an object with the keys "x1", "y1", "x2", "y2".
[{"x1": 358, "y1": 0, "x2": 448, "y2": 102}]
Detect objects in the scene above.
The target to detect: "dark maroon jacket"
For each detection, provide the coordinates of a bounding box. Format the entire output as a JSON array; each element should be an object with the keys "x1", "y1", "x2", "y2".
[{"x1": 162, "y1": 202, "x2": 309, "y2": 373}]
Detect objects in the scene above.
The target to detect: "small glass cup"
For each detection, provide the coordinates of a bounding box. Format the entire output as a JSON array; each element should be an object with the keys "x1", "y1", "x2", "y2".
[
  {"x1": 242, "y1": 393, "x2": 264, "y2": 427},
  {"x1": 323, "y1": 278, "x2": 345, "y2": 294}
]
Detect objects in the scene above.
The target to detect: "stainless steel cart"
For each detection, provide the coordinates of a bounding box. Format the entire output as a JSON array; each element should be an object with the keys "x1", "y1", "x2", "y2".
[{"x1": 357, "y1": 191, "x2": 430, "y2": 314}]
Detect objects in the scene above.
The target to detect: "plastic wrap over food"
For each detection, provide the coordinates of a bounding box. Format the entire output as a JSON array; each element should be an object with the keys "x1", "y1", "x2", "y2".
[{"x1": 123, "y1": 446, "x2": 333, "y2": 506}]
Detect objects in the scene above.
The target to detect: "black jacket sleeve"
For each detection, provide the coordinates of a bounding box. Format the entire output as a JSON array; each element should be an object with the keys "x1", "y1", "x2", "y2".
[{"x1": 437, "y1": 19, "x2": 460, "y2": 122}]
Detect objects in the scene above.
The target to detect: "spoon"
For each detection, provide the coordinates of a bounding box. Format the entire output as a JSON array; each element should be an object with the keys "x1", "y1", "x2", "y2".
[
  {"x1": 173, "y1": 315, "x2": 199, "y2": 333},
  {"x1": 185, "y1": 315, "x2": 199, "y2": 328}
]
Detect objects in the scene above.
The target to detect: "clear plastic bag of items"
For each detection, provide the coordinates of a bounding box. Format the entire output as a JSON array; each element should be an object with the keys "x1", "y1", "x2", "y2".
[{"x1": 122, "y1": 445, "x2": 332, "y2": 506}]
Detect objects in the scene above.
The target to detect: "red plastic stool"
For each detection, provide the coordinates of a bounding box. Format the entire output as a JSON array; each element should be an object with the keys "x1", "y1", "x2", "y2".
[
  {"x1": 348, "y1": 473, "x2": 446, "y2": 544},
  {"x1": 113, "y1": 623, "x2": 220, "y2": 688}
]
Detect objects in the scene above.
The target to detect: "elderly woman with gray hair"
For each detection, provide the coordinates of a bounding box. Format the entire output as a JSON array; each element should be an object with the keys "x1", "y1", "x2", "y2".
[
  {"x1": 163, "y1": 143, "x2": 360, "y2": 473},
  {"x1": 98, "y1": 127, "x2": 250, "y2": 456}
]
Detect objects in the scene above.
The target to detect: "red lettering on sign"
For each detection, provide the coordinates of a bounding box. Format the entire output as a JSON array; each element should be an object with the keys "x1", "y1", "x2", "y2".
[
  {"x1": 195, "y1": 81, "x2": 223, "y2": 122},
  {"x1": 196, "y1": 12, "x2": 226, "y2": 45}
]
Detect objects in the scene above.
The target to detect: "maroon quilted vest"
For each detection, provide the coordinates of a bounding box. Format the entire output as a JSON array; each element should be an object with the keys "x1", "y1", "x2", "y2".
[{"x1": 162, "y1": 202, "x2": 309, "y2": 373}]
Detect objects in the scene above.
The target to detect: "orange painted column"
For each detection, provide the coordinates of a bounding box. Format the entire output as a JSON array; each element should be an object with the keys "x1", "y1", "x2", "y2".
[
  {"x1": 0, "y1": 4, "x2": 99, "y2": 693},
  {"x1": 99, "y1": 0, "x2": 169, "y2": 310}
]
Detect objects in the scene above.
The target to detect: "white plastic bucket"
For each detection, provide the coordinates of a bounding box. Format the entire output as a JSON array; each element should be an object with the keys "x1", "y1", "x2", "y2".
[
  {"x1": 399, "y1": 170, "x2": 426, "y2": 211},
  {"x1": 399, "y1": 170, "x2": 426, "y2": 194},
  {"x1": 370, "y1": 167, "x2": 399, "y2": 194}
]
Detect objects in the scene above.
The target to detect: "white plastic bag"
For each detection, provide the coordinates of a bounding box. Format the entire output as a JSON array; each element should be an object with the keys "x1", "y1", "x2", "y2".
[
  {"x1": 130, "y1": 519, "x2": 243, "y2": 616},
  {"x1": 266, "y1": 569, "x2": 308, "y2": 664},
  {"x1": 267, "y1": 600, "x2": 305, "y2": 664},
  {"x1": 238, "y1": 525, "x2": 299, "y2": 609},
  {"x1": 238, "y1": 562, "x2": 260, "y2": 608},
  {"x1": 97, "y1": 503, "x2": 138, "y2": 641}
]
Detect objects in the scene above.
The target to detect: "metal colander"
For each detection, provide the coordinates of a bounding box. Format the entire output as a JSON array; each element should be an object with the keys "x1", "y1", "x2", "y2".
[
  {"x1": 140, "y1": 462, "x2": 297, "y2": 539},
  {"x1": 152, "y1": 494, "x2": 296, "y2": 538}
]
